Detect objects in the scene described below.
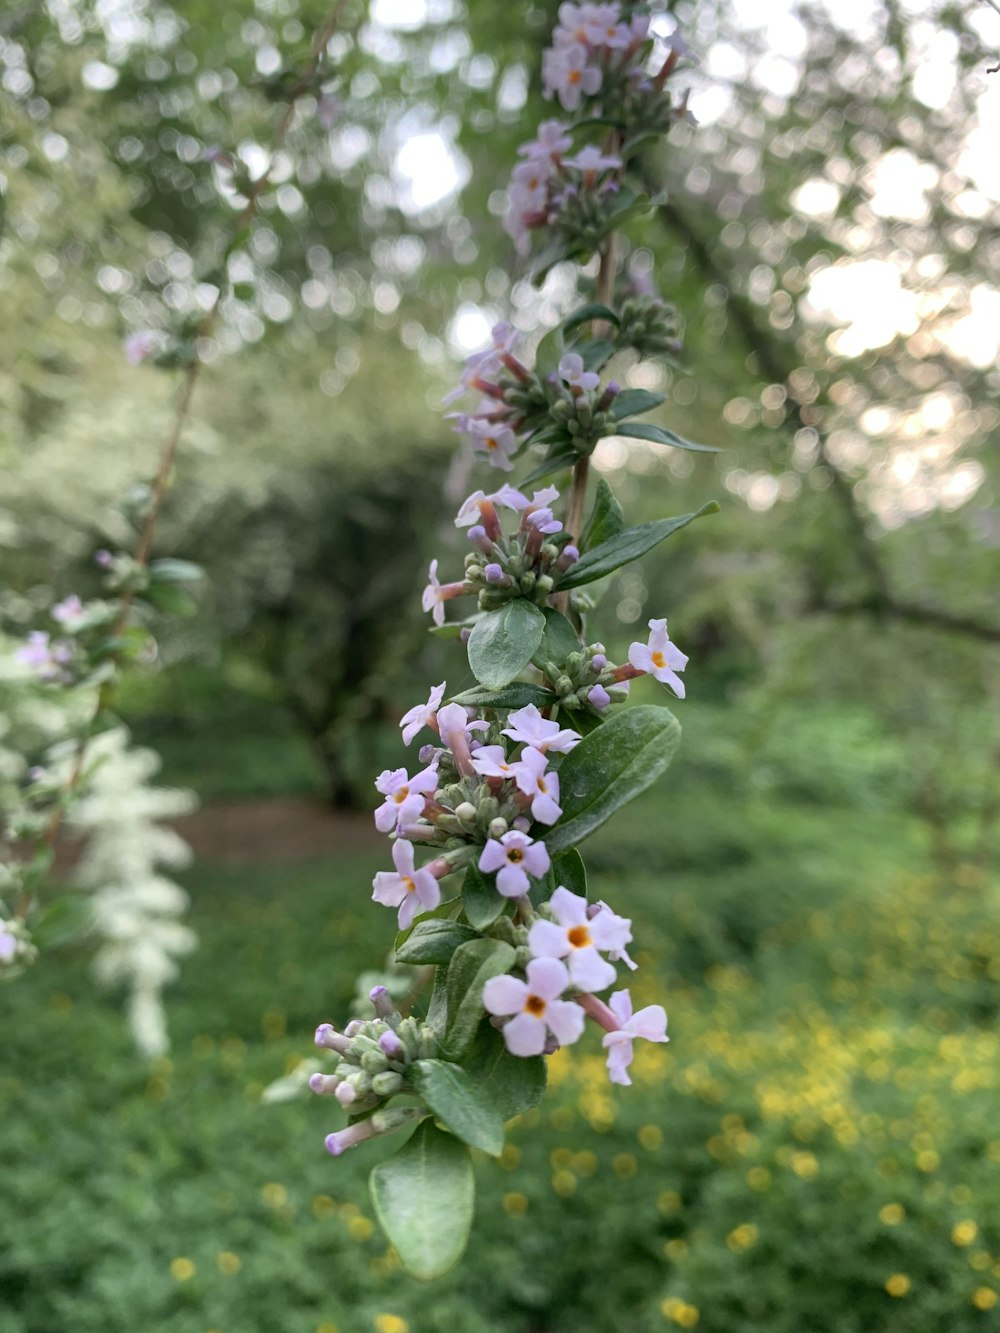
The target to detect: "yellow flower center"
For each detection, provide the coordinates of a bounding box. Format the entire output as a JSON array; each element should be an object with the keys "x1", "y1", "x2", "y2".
[
  {"x1": 402, "y1": 875, "x2": 416, "y2": 894},
  {"x1": 394, "y1": 786, "x2": 410, "y2": 804},
  {"x1": 651, "y1": 650, "x2": 666, "y2": 668},
  {"x1": 568, "y1": 69, "x2": 581, "y2": 84}
]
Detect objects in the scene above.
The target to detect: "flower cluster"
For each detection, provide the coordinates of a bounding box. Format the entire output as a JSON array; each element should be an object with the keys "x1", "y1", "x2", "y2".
[
  {"x1": 447, "y1": 330, "x2": 626, "y2": 475},
  {"x1": 481, "y1": 883, "x2": 668, "y2": 1087},
  {"x1": 373, "y1": 701, "x2": 575, "y2": 899},
  {"x1": 505, "y1": 127, "x2": 623, "y2": 258},
  {"x1": 312, "y1": 985, "x2": 437, "y2": 1149},
  {"x1": 500, "y1": 4, "x2": 695, "y2": 268}
]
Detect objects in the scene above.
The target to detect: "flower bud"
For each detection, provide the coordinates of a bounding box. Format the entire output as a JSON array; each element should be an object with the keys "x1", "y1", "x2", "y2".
[
  {"x1": 455, "y1": 801, "x2": 478, "y2": 827},
  {"x1": 371, "y1": 1071, "x2": 404, "y2": 1097},
  {"x1": 369, "y1": 985, "x2": 395, "y2": 1020},
  {"x1": 488, "y1": 816, "x2": 509, "y2": 839},
  {"x1": 591, "y1": 653, "x2": 607, "y2": 671},
  {"x1": 379, "y1": 1030, "x2": 405, "y2": 1060}
]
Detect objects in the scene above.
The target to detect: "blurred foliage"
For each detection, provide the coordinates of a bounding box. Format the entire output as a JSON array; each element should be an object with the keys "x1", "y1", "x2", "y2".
[{"x1": 2, "y1": 712, "x2": 1000, "y2": 1331}]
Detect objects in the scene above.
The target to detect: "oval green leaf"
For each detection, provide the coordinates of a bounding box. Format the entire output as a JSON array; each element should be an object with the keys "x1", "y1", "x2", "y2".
[
  {"x1": 450, "y1": 683, "x2": 558, "y2": 710},
  {"x1": 467, "y1": 601, "x2": 546, "y2": 690},
  {"x1": 545, "y1": 705, "x2": 682, "y2": 851},
  {"x1": 369, "y1": 1121, "x2": 474, "y2": 1280},
  {"x1": 445, "y1": 937, "x2": 516, "y2": 1058},
  {"x1": 558, "y1": 502, "x2": 719, "y2": 590},
  {"x1": 462, "y1": 862, "x2": 507, "y2": 930},
  {"x1": 609, "y1": 388, "x2": 666, "y2": 421},
  {"x1": 616, "y1": 421, "x2": 720, "y2": 453},
  {"x1": 580, "y1": 477, "x2": 625, "y2": 551},
  {"x1": 532, "y1": 607, "x2": 581, "y2": 671},
  {"x1": 408, "y1": 1060, "x2": 505, "y2": 1156},
  {"x1": 464, "y1": 1020, "x2": 547, "y2": 1121},
  {"x1": 395, "y1": 919, "x2": 480, "y2": 965}
]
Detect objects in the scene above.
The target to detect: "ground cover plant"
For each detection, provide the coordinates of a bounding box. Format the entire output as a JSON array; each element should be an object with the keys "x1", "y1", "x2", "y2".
[{"x1": 3, "y1": 713, "x2": 999, "y2": 1331}]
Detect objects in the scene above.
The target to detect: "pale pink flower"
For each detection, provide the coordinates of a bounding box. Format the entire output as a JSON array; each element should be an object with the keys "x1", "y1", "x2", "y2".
[
  {"x1": 558, "y1": 351, "x2": 601, "y2": 393},
  {"x1": 601, "y1": 989, "x2": 668, "y2": 1086},
  {"x1": 478, "y1": 830, "x2": 551, "y2": 897},
  {"x1": 627, "y1": 618, "x2": 688, "y2": 698},
  {"x1": 51, "y1": 595, "x2": 86, "y2": 628},
  {"x1": 608, "y1": 991, "x2": 669, "y2": 1082},
  {"x1": 483, "y1": 957, "x2": 585, "y2": 1056},
  {"x1": 519, "y1": 120, "x2": 573, "y2": 162},
  {"x1": 469, "y1": 420, "x2": 517, "y2": 471},
  {"x1": 562, "y1": 146, "x2": 622, "y2": 177},
  {"x1": 543, "y1": 42, "x2": 602, "y2": 110},
  {"x1": 470, "y1": 744, "x2": 520, "y2": 781},
  {"x1": 502, "y1": 704, "x2": 580, "y2": 755},
  {"x1": 371, "y1": 840, "x2": 441, "y2": 930},
  {"x1": 399, "y1": 681, "x2": 446, "y2": 746},
  {"x1": 373, "y1": 763, "x2": 439, "y2": 833},
  {"x1": 529, "y1": 887, "x2": 631, "y2": 991},
  {"x1": 511, "y1": 747, "x2": 562, "y2": 825}
]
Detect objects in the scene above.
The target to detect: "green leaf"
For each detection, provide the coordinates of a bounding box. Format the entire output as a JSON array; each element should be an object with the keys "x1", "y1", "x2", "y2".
[
  {"x1": 616, "y1": 422, "x2": 720, "y2": 453},
  {"x1": 609, "y1": 388, "x2": 666, "y2": 421},
  {"x1": 464, "y1": 1020, "x2": 547, "y2": 1121},
  {"x1": 518, "y1": 452, "x2": 577, "y2": 488},
  {"x1": 532, "y1": 607, "x2": 581, "y2": 671},
  {"x1": 450, "y1": 683, "x2": 558, "y2": 710},
  {"x1": 562, "y1": 302, "x2": 621, "y2": 333},
  {"x1": 546, "y1": 705, "x2": 683, "y2": 851},
  {"x1": 427, "y1": 965, "x2": 449, "y2": 1030},
  {"x1": 148, "y1": 558, "x2": 204, "y2": 583},
  {"x1": 467, "y1": 601, "x2": 546, "y2": 690},
  {"x1": 429, "y1": 613, "x2": 482, "y2": 640},
  {"x1": 550, "y1": 847, "x2": 588, "y2": 898},
  {"x1": 395, "y1": 919, "x2": 479, "y2": 965},
  {"x1": 141, "y1": 583, "x2": 197, "y2": 617},
  {"x1": 578, "y1": 339, "x2": 616, "y2": 373},
  {"x1": 462, "y1": 862, "x2": 506, "y2": 930},
  {"x1": 580, "y1": 477, "x2": 625, "y2": 551},
  {"x1": 30, "y1": 895, "x2": 94, "y2": 950},
  {"x1": 393, "y1": 895, "x2": 460, "y2": 952},
  {"x1": 408, "y1": 1060, "x2": 505, "y2": 1156},
  {"x1": 445, "y1": 937, "x2": 516, "y2": 1058},
  {"x1": 534, "y1": 322, "x2": 566, "y2": 376},
  {"x1": 558, "y1": 502, "x2": 720, "y2": 590},
  {"x1": 369, "y1": 1121, "x2": 474, "y2": 1280}
]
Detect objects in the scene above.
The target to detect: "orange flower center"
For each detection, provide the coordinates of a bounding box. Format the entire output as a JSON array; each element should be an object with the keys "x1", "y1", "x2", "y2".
[
  {"x1": 394, "y1": 786, "x2": 410, "y2": 803},
  {"x1": 402, "y1": 875, "x2": 416, "y2": 893},
  {"x1": 567, "y1": 925, "x2": 591, "y2": 949},
  {"x1": 568, "y1": 69, "x2": 582, "y2": 84},
  {"x1": 507, "y1": 848, "x2": 524, "y2": 863},
  {"x1": 651, "y1": 650, "x2": 666, "y2": 668},
  {"x1": 525, "y1": 994, "x2": 546, "y2": 1017}
]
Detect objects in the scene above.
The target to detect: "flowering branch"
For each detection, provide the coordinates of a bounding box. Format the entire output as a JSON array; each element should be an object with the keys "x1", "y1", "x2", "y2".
[
  {"x1": 303, "y1": 4, "x2": 717, "y2": 1280},
  {"x1": 3, "y1": 1, "x2": 353, "y2": 944}
]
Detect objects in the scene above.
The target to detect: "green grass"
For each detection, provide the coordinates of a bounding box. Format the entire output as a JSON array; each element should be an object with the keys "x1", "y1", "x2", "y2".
[{"x1": 3, "y1": 709, "x2": 999, "y2": 1332}]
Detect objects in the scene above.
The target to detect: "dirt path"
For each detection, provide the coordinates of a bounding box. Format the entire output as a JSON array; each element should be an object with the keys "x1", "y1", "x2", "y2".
[{"x1": 55, "y1": 797, "x2": 381, "y2": 872}]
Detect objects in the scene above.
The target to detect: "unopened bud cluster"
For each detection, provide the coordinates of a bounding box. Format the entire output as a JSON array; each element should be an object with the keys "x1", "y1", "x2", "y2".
[
  {"x1": 312, "y1": 987, "x2": 435, "y2": 1120},
  {"x1": 616, "y1": 293, "x2": 683, "y2": 361}
]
